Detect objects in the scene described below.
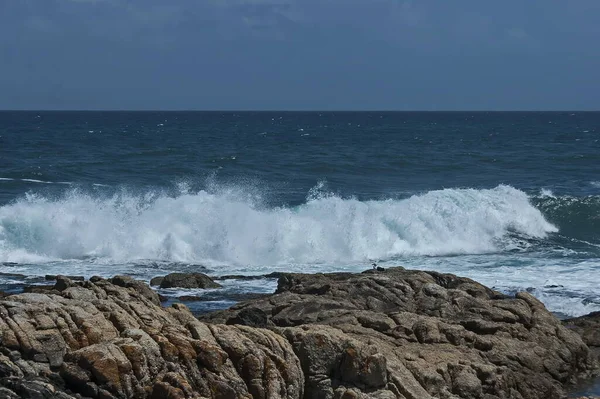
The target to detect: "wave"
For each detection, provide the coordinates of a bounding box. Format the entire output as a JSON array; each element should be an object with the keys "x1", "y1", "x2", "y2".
[
  {"x1": 0, "y1": 184, "x2": 557, "y2": 265},
  {"x1": 532, "y1": 193, "x2": 600, "y2": 243}
]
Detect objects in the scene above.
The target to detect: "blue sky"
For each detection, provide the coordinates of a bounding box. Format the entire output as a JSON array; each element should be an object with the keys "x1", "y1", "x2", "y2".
[{"x1": 0, "y1": 0, "x2": 599, "y2": 110}]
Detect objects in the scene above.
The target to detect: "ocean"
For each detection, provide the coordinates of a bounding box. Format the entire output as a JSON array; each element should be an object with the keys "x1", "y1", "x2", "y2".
[{"x1": 1, "y1": 111, "x2": 599, "y2": 318}]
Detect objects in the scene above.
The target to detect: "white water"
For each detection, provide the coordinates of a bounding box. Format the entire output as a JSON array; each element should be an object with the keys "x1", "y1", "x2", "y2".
[{"x1": 0, "y1": 184, "x2": 556, "y2": 265}]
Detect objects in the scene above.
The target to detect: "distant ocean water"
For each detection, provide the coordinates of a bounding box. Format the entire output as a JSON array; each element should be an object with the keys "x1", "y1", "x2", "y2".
[{"x1": 0, "y1": 111, "x2": 599, "y2": 317}]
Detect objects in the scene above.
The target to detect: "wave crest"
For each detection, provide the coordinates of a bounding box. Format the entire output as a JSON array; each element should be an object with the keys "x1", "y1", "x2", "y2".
[{"x1": 0, "y1": 185, "x2": 557, "y2": 265}]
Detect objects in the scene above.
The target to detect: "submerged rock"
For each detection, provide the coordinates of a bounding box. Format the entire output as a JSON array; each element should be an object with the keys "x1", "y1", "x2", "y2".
[{"x1": 0, "y1": 267, "x2": 596, "y2": 399}]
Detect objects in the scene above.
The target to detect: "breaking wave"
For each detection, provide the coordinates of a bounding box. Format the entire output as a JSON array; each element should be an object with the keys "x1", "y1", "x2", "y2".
[{"x1": 0, "y1": 184, "x2": 558, "y2": 265}]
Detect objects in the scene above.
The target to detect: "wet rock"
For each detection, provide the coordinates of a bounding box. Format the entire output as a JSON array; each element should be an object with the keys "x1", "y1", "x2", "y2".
[
  {"x1": 149, "y1": 276, "x2": 164, "y2": 286},
  {"x1": 213, "y1": 272, "x2": 286, "y2": 281},
  {"x1": 54, "y1": 276, "x2": 74, "y2": 291},
  {"x1": 176, "y1": 293, "x2": 269, "y2": 303},
  {"x1": 226, "y1": 307, "x2": 269, "y2": 328},
  {"x1": 45, "y1": 275, "x2": 85, "y2": 282},
  {"x1": 223, "y1": 292, "x2": 270, "y2": 302},
  {"x1": 177, "y1": 295, "x2": 204, "y2": 302},
  {"x1": 0, "y1": 272, "x2": 27, "y2": 279},
  {"x1": 157, "y1": 273, "x2": 222, "y2": 289}
]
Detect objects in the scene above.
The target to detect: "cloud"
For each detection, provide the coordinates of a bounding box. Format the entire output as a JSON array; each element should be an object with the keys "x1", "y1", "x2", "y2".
[{"x1": 1, "y1": 0, "x2": 599, "y2": 110}]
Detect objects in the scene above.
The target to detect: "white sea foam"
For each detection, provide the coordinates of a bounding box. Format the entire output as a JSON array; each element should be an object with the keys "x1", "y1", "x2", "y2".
[
  {"x1": 539, "y1": 188, "x2": 556, "y2": 198},
  {"x1": 591, "y1": 181, "x2": 600, "y2": 188},
  {"x1": 405, "y1": 254, "x2": 600, "y2": 317},
  {"x1": 0, "y1": 184, "x2": 556, "y2": 266},
  {"x1": 0, "y1": 177, "x2": 72, "y2": 185}
]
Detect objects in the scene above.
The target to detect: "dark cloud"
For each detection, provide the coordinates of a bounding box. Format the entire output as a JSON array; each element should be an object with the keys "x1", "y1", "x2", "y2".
[{"x1": 0, "y1": 0, "x2": 598, "y2": 109}]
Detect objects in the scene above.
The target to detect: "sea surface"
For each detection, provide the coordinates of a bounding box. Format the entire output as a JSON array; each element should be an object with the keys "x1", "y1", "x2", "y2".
[{"x1": 0, "y1": 111, "x2": 599, "y2": 319}]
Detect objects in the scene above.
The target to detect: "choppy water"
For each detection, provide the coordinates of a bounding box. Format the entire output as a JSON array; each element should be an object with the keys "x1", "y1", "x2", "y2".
[{"x1": 1, "y1": 111, "x2": 599, "y2": 317}]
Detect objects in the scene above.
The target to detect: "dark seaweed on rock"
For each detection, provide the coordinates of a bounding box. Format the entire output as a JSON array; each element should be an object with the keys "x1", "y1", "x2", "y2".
[{"x1": 0, "y1": 269, "x2": 596, "y2": 399}]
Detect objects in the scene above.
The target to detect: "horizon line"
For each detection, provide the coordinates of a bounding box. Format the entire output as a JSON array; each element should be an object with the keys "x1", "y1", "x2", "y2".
[{"x1": 1, "y1": 109, "x2": 599, "y2": 113}]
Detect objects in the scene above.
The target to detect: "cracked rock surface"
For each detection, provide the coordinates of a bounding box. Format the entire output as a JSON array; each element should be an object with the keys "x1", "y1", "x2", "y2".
[
  {"x1": 0, "y1": 276, "x2": 302, "y2": 399},
  {"x1": 202, "y1": 268, "x2": 597, "y2": 399},
  {"x1": 0, "y1": 268, "x2": 596, "y2": 398}
]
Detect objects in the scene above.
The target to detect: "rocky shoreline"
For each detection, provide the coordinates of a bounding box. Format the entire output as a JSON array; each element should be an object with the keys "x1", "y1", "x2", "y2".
[{"x1": 0, "y1": 267, "x2": 599, "y2": 398}]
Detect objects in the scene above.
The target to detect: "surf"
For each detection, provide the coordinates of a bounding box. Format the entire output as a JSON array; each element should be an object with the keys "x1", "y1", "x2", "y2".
[{"x1": 0, "y1": 184, "x2": 557, "y2": 265}]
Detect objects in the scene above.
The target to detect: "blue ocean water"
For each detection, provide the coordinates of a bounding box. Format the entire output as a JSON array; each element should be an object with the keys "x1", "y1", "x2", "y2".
[{"x1": 0, "y1": 111, "x2": 599, "y2": 317}]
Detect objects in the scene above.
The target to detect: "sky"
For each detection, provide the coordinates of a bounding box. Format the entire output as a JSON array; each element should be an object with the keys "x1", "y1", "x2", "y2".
[{"x1": 0, "y1": 0, "x2": 599, "y2": 110}]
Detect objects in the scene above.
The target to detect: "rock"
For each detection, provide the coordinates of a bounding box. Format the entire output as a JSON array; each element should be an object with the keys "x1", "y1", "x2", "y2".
[
  {"x1": 45, "y1": 275, "x2": 85, "y2": 282},
  {"x1": 177, "y1": 296, "x2": 204, "y2": 302},
  {"x1": 158, "y1": 273, "x2": 222, "y2": 289},
  {"x1": 0, "y1": 267, "x2": 597, "y2": 399},
  {"x1": 213, "y1": 272, "x2": 286, "y2": 281},
  {"x1": 226, "y1": 307, "x2": 269, "y2": 328},
  {"x1": 0, "y1": 274, "x2": 301, "y2": 399},
  {"x1": 54, "y1": 276, "x2": 74, "y2": 291},
  {"x1": 563, "y1": 311, "x2": 600, "y2": 382},
  {"x1": 222, "y1": 293, "x2": 270, "y2": 302},
  {"x1": 0, "y1": 272, "x2": 27, "y2": 279},
  {"x1": 109, "y1": 275, "x2": 161, "y2": 306},
  {"x1": 176, "y1": 293, "x2": 269, "y2": 303},
  {"x1": 213, "y1": 275, "x2": 265, "y2": 281},
  {"x1": 149, "y1": 276, "x2": 164, "y2": 286},
  {"x1": 22, "y1": 285, "x2": 57, "y2": 294},
  {"x1": 203, "y1": 267, "x2": 597, "y2": 399},
  {"x1": 564, "y1": 311, "x2": 600, "y2": 350}
]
